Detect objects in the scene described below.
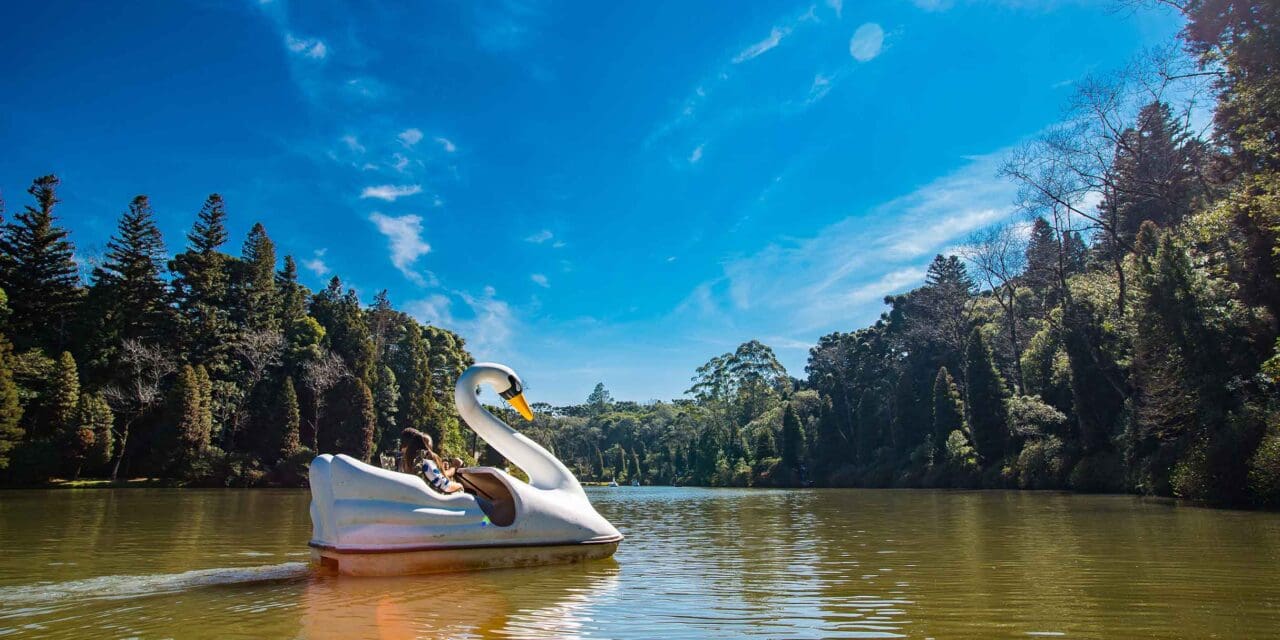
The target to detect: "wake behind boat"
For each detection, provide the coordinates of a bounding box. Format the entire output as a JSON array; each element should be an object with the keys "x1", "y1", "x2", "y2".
[{"x1": 308, "y1": 363, "x2": 622, "y2": 576}]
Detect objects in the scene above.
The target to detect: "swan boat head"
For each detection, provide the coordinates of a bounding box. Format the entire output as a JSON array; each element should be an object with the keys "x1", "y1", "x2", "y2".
[{"x1": 308, "y1": 363, "x2": 621, "y2": 574}]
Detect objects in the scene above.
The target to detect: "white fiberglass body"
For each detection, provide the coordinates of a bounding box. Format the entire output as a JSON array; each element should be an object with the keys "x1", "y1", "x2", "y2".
[{"x1": 308, "y1": 363, "x2": 622, "y2": 576}]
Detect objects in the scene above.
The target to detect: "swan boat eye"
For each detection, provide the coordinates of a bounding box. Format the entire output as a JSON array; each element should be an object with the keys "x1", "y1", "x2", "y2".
[{"x1": 499, "y1": 374, "x2": 522, "y2": 400}]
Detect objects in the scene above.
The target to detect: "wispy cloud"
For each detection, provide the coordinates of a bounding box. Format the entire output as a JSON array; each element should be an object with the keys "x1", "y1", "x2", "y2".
[
  {"x1": 407, "y1": 286, "x2": 517, "y2": 356},
  {"x1": 733, "y1": 26, "x2": 792, "y2": 64},
  {"x1": 303, "y1": 248, "x2": 330, "y2": 277},
  {"x1": 369, "y1": 212, "x2": 431, "y2": 285},
  {"x1": 689, "y1": 144, "x2": 704, "y2": 164},
  {"x1": 827, "y1": 0, "x2": 843, "y2": 18},
  {"x1": 681, "y1": 151, "x2": 1016, "y2": 332},
  {"x1": 398, "y1": 128, "x2": 423, "y2": 147},
  {"x1": 341, "y1": 135, "x2": 365, "y2": 154},
  {"x1": 391, "y1": 153, "x2": 409, "y2": 172},
  {"x1": 525, "y1": 229, "x2": 554, "y2": 244},
  {"x1": 285, "y1": 34, "x2": 327, "y2": 59},
  {"x1": 530, "y1": 273, "x2": 549, "y2": 288},
  {"x1": 849, "y1": 23, "x2": 885, "y2": 62},
  {"x1": 360, "y1": 184, "x2": 422, "y2": 201},
  {"x1": 435, "y1": 137, "x2": 457, "y2": 153}
]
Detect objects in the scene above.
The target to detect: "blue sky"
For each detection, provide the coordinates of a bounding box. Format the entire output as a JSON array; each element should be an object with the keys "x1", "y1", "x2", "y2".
[{"x1": 0, "y1": 0, "x2": 1184, "y2": 405}]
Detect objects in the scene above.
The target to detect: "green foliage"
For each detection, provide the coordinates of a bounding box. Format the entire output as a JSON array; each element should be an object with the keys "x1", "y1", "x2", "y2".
[
  {"x1": 965, "y1": 328, "x2": 1009, "y2": 465},
  {"x1": 780, "y1": 402, "x2": 804, "y2": 469},
  {"x1": 1006, "y1": 395, "x2": 1066, "y2": 439},
  {"x1": 75, "y1": 392, "x2": 113, "y2": 473},
  {"x1": 93, "y1": 195, "x2": 173, "y2": 346},
  {"x1": 1014, "y1": 435, "x2": 1069, "y2": 490},
  {"x1": 1248, "y1": 423, "x2": 1280, "y2": 507},
  {"x1": 0, "y1": 335, "x2": 24, "y2": 470},
  {"x1": 931, "y1": 366, "x2": 964, "y2": 458},
  {"x1": 0, "y1": 175, "x2": 82, "y2": 352},
  {"x1": 273, "y1": 376, "x2": 302, "y2": 462}
]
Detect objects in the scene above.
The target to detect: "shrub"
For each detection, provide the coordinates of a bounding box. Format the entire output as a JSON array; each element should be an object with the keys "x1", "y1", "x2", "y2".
[
  {"x1": 1015, "y1": 435, "x2": 1069, "y2": 489},
  {"x1": 1069, "y1": 451, "x2": 1126, "y2": 493},
  {"x1": 1248, "y1": 426, "x2": 1280, "y2": 507}
]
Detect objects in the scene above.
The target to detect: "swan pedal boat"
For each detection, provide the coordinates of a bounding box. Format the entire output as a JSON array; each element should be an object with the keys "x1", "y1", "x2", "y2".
[{"x1": 308, "y1": 363, "x2": 623, "y2": 576}]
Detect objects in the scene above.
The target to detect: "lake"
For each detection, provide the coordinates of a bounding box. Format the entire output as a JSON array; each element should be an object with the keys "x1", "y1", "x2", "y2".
[{"x1": 0, "y1": 487, "x2": 1277, "y2": 639}]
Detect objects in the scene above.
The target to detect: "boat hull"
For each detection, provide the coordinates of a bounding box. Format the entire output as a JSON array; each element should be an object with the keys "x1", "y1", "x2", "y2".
[{"x1": 311, "y1": 538, "x2": 620, "y2": 577}]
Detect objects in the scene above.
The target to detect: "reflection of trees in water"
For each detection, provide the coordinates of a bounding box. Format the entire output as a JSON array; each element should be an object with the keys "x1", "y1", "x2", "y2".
[{"x1": 299, "y1": 560, "x2": 620, "y2": 639}]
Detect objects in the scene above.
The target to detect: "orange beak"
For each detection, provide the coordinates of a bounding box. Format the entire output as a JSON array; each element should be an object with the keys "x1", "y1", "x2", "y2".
[{"x1": 508, "y1": 392, "x2": 534, "y2": 421}]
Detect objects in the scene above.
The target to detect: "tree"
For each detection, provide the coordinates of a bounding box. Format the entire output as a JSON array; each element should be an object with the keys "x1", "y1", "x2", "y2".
[
  {"x1": 963, "y1": 224, "x2": 1028, "y2": 392},
  {"x1": 586, "y1": 383, "x2": 613, "y2": 415},
  {"x1": 321, "y1": 377, "x2": 375, "y2": 461},
  {"x1": 965, "y1": 329, "x2": 1009, "y2": 465},
  {"x1": 0, "y1": 335, "x2": 23, "y2": 470},
  {"x1": 0, "y1": 175, "x2": 82, "y2": 352},
  {"x1": 272, "y1": 376, "x2": 302, "y2": 461},
  {"x1": 169, "y1": 365, "x2": 210, "y2": 466},
  {"x1": 101, "y1": 340, "x2": 175, "y2": 480},
  {"x1": 75, "y1": 392, "x2": 113, "y2": 477},
  {"x1": 277, "y1": 256, "x2": 308, "y2": 326},
  {"x1": 302, "y1": 350, "x2": 347, "y2": 450},
  {"x1": 311, "y1": 277, "x2": 375, "y2": 382},
  {"x1": 372, "y1": 364, "x2": 400, "y2": 453},
  {"x1": 931, "y1": 366, "x2": 964, "y2": 459},
  {"x1": 170, "y1": 194, "x2": 233, "y2": 373},
  {"x1": 49, "y1": 351, "x2": 80, "y2": 436},
  {"x1": 235, "y1": 223, "x2": 279, "y2": 331},
  {"x1": 780, "y1": 402, "x2": 804, "y2": 469},
  {"x1": 93, "y1": 195, "x2": 173, "y2": 346},
  {"x1": 226, "y1": 329, "x2": 283, "y2": 448}
]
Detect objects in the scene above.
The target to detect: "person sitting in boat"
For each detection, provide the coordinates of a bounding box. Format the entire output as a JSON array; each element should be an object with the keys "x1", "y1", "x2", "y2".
[{"x1": 399, "y1": 428, "x2": 464, "y2": 494}]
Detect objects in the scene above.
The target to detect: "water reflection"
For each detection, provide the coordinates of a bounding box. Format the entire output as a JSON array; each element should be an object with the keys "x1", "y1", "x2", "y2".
[{"x1": 298, "y1": 562, "x2": 620, "y2": 639}]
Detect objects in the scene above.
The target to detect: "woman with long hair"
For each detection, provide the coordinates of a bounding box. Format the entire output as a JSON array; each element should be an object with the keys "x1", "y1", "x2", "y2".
[{"x1": 399, "y1": 428, "x2": 464, "y2": 494}]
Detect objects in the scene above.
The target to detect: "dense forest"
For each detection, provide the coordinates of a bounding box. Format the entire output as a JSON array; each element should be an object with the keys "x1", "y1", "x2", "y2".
[{"x1": 1, "y1": 0, "x2": 1277, "y2": 508}]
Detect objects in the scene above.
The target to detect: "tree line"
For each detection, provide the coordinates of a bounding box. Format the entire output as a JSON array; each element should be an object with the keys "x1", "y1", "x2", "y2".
[{"x1": 0, "y1": 184, "x2": 474, "y2": 486}]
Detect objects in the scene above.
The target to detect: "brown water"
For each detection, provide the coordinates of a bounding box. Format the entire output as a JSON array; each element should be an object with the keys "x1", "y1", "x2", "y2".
[{"x1": 0, "y1": 487, "x2": 1277, "y2": 639}]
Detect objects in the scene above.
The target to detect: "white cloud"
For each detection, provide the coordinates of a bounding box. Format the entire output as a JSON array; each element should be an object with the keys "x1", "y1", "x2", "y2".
[
  {"x1": 683, "y1": 151, "x2": 1017, "y2": 331},
  {"x1": 360, "y1": 184, "x2": 423, "y2": 201},
  {"x1": 531, "y1": 273, "x2": 549, "y2": 288},
  {"x1": 369, "y1": 212, "x2": 431, "y2": 285},
  {"x1": 912, "y1": 0, "x2": 953, "y2": 11},
  {"x1": 408, "y1": 287, "x2": 517, "y2": 357},
  {"x1": 525, "y1": 229, "x2": 554, "y2": 244},
  {"x1": 733, "y1": 26, "x2": 791, "y2": 64},
  {"x1": 689, "y1": 144, "x2": 704, "y2": 164},
  {"x1": 341, "y1": 135, "x2": 365, "y2": 154},
  {"x1": 398, "y1": 128, "x2": 424, "y2": 147},
  {"x1": 849, "y1": 23, "x2": 885, "y2": 62},
  {"x1": 435, "y1": 137, "x2": 457, "y2": 153},
  {"x1": 303, "y1": 249, "x2": 330, "y2": 277},
  {"x1": 392, "y1": 153, "x2": 409, "y2": 172},
  {"x1": 827, "y1": 0, "x2": 843, "y2": 18},
  {"x1": 285, "y1": 34, "x2": 327, "y2": 59}
]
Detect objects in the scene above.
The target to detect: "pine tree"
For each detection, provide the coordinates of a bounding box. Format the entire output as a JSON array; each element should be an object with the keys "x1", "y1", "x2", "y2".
[
  {"x1": 321, "y1": 377, "x2": 375, "y2": 461},
  {"x1": 965, "y1": 329, "x2": 1009, "y2": 465},
  {"x1": 1024, "y1": 217, "x2": 1060, "y2": 297},
  {"x1": 372, "y1": 364, "x2": 399, "y2": 453},
  {"x1": 171, "y1": 365, "x2": 208, "y2": 464},
  {"x1": 781, "y1": 402, "x2": 804, "y2": 469},
  {"x1": 753, "y1": 427, "x2": 777, "y2": 461},
  {"x1": 93, "y1": 195, "x2": 172, "y2": 346},
  {"x1": 311, "y1": 277, "x2": 375, "y2": 382},
  {"x1": 0, "y1": 175, "x2": 83, "y2": 352},
  {"x1": 931, "y1": 366, "x2": 964, "y2": 459},
  {"x1": 587, "y1": 383, "x2": 613, "y2": 415},
  {"x1": 0, "y1": 334, "x2": 24, "y2": 470},
  {"x1": 390, "y1": 319, "x2": 432, "y2": 436},
  {"x1": 236, "y1": 223, "x2": 279, "y2": 331},
  {"x1": 75, "y1": 392, "x2": 113, "y2": 476},
  {"x1": 273, "y1": 376, "x2": 301, "y2": 461},
  {"x1": 170, "y1": 194, "x2": 233, "y2": 373},
  {"x1": 50, "y1": 351, "x2": 80, "y2": 435},
  {"x1": 277, "y1": 256, "x2": 308, "y2": 325}
]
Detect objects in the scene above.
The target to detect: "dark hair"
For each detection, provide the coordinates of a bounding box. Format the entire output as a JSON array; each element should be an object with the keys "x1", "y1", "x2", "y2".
[{"x1": 400, "y1": 428, "x2": 432, "y2": 455}]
